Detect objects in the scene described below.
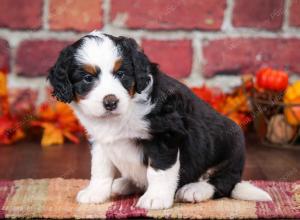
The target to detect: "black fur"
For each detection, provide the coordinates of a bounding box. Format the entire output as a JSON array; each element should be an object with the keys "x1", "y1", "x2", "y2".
[
  {"x1": 48, "y1": 46, "x2": 75, "y2": 103},
  {"x1": 108, "y1": 35, "x2": 151, "y2": 94},
  {"x1": 107, "y1": 34, "x2": 246, "y2": 198},
  {"x1": 49, "y1": 34, "x2": 246, "y2": 199},
  {"x1": 139, "y1": 71, "x2": 246, "y2": 198},
  {"x1": 47, "y1": 38, "x2": 93, "y2": 102}
]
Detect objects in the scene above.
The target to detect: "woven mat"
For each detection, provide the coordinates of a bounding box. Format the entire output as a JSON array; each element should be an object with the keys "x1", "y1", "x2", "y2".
[{"x1": 0, "y1": 178, "x2": 299, "y2": 219}]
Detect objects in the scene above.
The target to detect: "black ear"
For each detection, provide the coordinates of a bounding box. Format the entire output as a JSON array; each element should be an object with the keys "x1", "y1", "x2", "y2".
[
  {"x1": 119, "y1": 37, "x2": 151, "y2": 94},
  {"x1": 48, "y1": 46, "x2": 74, "y2": 103}
]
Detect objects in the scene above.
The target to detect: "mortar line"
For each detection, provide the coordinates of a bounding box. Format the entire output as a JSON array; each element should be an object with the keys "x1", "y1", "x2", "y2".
[
  {"x1": 222, "y1": 0, "x2": 234, "y2": 32},
  {"x1": 43, "y1": 0, "x2": 49, "y2": 30}
]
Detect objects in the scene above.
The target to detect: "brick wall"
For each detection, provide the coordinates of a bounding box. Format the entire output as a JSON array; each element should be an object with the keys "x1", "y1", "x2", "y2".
[{"x1": 0, "y1": 0, "x2": 300, "y2": 100}]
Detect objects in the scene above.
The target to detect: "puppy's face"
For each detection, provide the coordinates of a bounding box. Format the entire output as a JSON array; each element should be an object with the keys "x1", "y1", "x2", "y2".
[{"x1": 48, "y1": 32, "x2": 152, "y2": 118}]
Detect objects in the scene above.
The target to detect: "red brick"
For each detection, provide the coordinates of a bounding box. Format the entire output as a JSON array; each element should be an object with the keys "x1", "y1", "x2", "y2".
[
  {"x1": 0, "y1": 0, "x2": 42, "y2": 30},
  {"x1": 16, "y1": 40, "x2": 70, "y2": 77},
  {"x1": 290, "y1": 0, "x2": 300, "y2": 27},
  {"x1": 232, "y1": 0, "x2": 284, "y2": 30},
  {"x1": 202, "y1": 38, "x2": 300, "y2": 77},
  {"x1": 142, "y1": 40, "x2": 192, "y2": 78},
  {"x1": 110, "y1": 0, "x2": 226, "y2": 30},
  {"x1": 0, "y1": 39, "x2": 9, "y2": 71},
  {"x1": 49, "y1": 0, "x2": 103, "y2": 32}
]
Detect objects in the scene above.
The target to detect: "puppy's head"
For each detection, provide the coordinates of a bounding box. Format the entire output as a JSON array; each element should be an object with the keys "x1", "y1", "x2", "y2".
[{"x1": 48, "y1": 31, "x2": 152, "y2": 118}]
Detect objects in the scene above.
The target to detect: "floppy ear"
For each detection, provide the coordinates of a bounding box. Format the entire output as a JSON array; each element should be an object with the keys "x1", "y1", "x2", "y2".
[
  {"x1": 48, "y1": 47, "x2": 74, "y2": 103},
  {"x1": 119, "y1": 37, "x2": 151, "y2": 94}
]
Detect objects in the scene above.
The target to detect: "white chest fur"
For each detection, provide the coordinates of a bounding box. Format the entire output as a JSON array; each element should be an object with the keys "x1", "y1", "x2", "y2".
[
  {"x1": 104, "y1": 139, "x2": 148, "y2": 189},
  {"x1": 71, "y1": 97, "x2": 153, "y2": 189}
]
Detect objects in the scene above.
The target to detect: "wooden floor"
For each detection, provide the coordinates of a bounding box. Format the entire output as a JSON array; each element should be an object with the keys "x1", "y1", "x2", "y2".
[{"x1": 0, "y1": 137, "x2": 300, "y2": 181}]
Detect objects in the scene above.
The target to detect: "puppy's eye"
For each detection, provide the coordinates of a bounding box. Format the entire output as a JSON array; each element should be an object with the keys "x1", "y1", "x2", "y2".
[
  {"x1": 83, "y1": 75, "x2": 94, "y2": 83},
  {"x1": 116, "y1": 70, "x2": 125, "y2": 78}
]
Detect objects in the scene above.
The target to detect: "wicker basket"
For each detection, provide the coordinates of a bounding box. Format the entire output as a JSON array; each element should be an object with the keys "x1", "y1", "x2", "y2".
[{"x1": 245, "y1": 83, "x2": 300, "y2": 149}]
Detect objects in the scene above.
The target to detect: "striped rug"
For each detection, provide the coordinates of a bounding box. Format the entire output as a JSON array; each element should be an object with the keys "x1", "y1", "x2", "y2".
[{"x1": 0, "y1": 178, "x2": 299, "y2": 219}]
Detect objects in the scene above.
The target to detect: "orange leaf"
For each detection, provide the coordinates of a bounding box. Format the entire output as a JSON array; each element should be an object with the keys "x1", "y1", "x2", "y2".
[
  {"x1": 0, "y1": 71, "x2": 9, "y2": 115},
  {"x1": 192, "y1": 85, "x2": 225, "y2": 111},
  {"x1": 38, "y1": 103, "x2": 56, "y2": 120},
  {"x1": 0, "y1": 71, "x2": 8, "y2": 97},
  {"x1": 63, "y1": 130, "x2": 80, "y2": 144},
  {"x1": 56, "y1": 102, "x2": 78, "y2": 125}
]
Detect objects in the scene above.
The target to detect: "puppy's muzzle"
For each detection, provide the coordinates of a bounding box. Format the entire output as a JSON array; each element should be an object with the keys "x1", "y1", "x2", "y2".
[{"x1": 103, "y1": 94, "x2": 119, "y2": 111}]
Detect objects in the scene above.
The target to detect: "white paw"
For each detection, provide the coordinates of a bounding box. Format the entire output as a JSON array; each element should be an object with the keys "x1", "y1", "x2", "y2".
[
  {"x1": 231, "y1": 181, "x2": 272, "y2": 201},
  {"x1": 136, "y1": 192, "x2": 173, "y2": 210},
  {"x1": 176, "y1": 182, "x2": 214, "y2": 203},
  {"x1": 76, "y1": 186, "x2": 110, "y2": 204},
  {"x1": 111, "y1": 178, "x2": 141, "y2": 197}
]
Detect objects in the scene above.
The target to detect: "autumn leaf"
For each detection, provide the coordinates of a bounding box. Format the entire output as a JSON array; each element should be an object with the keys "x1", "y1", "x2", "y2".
[
  {"x1": 63, "y1": 130, "x2": 80, "y2": 144},
  {"x1": 0, "y1": 71, "x2": 7, "y2": 96},
  {"x1": 41, "y1": 123, "x2": 64, "y2": 146},
  {"x1": 0, "y1": 70, "x2": 9, "y2": 115},
  {"x1": 32, "y1": 100, "x2": 84, "y2": 146},
  {"x1": 192, "y1": 85, "x2": 226, "y2": 111},
  {"x1": 222, "y1": 95, "x2": 248, "y2": 115},
  {"x1": 192, "y1": 84, "x2": 252, "y2": 129},
  {"x1": 0, "y1": 70, "x2": 25, "y2": 145},
  {"x1": 0, "y1": 115, "x2": 25, "y2": 145},
  {"x1": 38, "y1": 103, "x2": 56, "y2": 120}
]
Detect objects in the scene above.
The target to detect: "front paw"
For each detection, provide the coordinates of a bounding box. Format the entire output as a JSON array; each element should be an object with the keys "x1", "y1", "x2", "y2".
[
  {"x1": 136, "y1": 192, "x2": 173, "y2": 210},
  {"x1": 76, "y1": 186, "x2": 110, "y2": 204}
]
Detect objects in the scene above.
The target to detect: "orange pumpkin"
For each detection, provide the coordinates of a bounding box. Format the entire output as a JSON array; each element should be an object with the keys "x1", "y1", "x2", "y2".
[{"x1": 256, "y1": 68, "x2": 289, "y2": 92}]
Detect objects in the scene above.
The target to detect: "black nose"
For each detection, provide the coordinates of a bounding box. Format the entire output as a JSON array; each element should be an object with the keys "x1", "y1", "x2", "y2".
[{"x1": 103, "y1": 94, "x2": 119, "y2": 111}]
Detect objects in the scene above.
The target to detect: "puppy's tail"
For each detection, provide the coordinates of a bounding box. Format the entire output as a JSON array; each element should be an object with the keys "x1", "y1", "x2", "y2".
[{"x1": 231, "y1": 181, "x2": 272, "y2": 201}]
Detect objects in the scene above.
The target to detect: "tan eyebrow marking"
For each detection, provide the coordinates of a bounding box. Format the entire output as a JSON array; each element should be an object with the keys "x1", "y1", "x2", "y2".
[
  {"x1": 83, "y1": 64, "x2": 97, "y2": 75},
  {"x1": 113, "y1": 59, "x2": 123, "y2": 73},
  {"x1": 129, "y1": 82, "x2": 136, "y2": 97}
]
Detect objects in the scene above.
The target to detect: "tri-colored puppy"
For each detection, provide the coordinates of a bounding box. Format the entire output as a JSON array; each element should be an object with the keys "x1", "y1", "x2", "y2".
[{"x1": 48, "y1": 31, "x2": 271, "y2": 210}]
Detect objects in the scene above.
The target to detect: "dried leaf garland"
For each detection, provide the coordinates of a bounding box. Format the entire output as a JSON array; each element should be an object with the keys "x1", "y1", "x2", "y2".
[
  {"x1": 0, "y1": 70, "x2": 25, "y2": 144},
  {"x1": 0, "y1": 69, "x2": 83, "y2": 146},
  {"x1": 192, "y1": 84, "x2": 252, "y2": 128},
  {"x1": 1, "y1": 66, "x2": 255, "y2": 146}
]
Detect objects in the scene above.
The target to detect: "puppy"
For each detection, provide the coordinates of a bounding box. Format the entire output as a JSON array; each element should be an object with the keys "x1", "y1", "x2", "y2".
[{"x1": 48, "y1": 31, "x2": 271, "y2": 209}]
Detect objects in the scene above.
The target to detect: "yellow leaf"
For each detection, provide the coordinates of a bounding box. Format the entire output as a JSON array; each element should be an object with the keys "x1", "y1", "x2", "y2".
[
  {"x1": 284, "y1": 81, "x2": 300, "y2": 102},
  {"x1": 41, "y1": 123, "x2": 64, "y2": 146}
]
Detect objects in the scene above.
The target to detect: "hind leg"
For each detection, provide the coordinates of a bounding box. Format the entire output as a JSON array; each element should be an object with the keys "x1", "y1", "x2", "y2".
[
  {"x1": 209, "y1": 125, "x2": 245, "y2": 199},
  {"x1": 208, "y1": 167, "x2": 242, "y2": 199},
  {"x1": 177, "y1": 122, "x2": 246, "y2": 203},
  {"x1": 175, "y1": 181, "x2": 215, "y2": 202},
  {"x1": 176, "y1": 153, "x2": 244, "y2": 202},
  {"x1": 206, "y1": 164, "x2": 271, "y2": 201},
  {"x1": 176, "y1": 166, "x2": 241, "y2": 203}
]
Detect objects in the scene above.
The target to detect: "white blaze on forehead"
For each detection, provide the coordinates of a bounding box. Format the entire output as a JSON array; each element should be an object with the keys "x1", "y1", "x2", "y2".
[{"x1": 75, "y1": 33, "x2": 120, "y2": 72}]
